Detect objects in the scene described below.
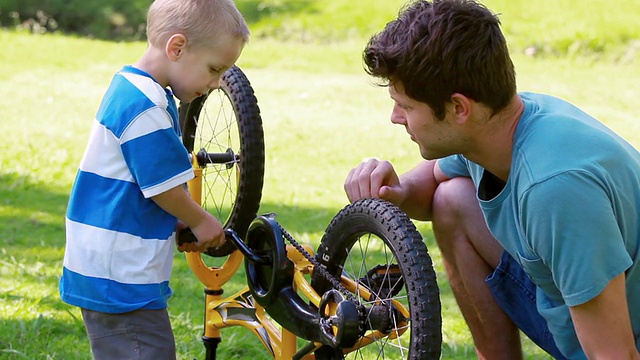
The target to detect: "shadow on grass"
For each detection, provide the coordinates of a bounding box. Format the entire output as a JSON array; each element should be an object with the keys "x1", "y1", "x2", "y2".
[
  {"x1": 0, "y1": 315, "x2": 88, "y2": 359},
  {"x1": 0, "y1": 173, "x2": 68, "y2": 248}
]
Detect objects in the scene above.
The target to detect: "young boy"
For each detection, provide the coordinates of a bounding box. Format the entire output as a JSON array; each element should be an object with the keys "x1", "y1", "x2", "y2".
[{"x1": 59, "y1": 1, "x2": 249, "y2": 358}]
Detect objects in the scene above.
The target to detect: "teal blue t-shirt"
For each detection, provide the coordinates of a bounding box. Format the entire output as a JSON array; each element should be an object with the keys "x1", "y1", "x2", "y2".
[{"x1": 438, "y1": 92, "x2": 640, "y2": 359}]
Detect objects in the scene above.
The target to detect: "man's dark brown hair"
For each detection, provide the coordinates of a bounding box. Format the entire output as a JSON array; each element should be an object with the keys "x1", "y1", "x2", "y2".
[{"x1": 364, "y1": 0, "x2": 516, "y2": 119}]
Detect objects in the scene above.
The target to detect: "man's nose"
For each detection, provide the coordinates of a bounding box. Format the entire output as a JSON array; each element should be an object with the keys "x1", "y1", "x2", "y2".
[{"x1": 390, "y1": 106, "x2": 406, "y2": 125}]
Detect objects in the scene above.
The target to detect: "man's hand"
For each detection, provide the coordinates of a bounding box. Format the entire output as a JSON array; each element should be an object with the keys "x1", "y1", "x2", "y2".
[
  {"x1": 344, "y1": 158, "x2": 405, "y2": 205},
  {"x1": 345, "y1": 159, "x2": 446, "y2": 221}
]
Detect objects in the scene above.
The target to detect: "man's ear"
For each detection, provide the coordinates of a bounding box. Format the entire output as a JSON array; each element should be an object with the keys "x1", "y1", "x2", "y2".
[
  {"x1": 166, "y1": 34, "x2": 187, "y2": 61},
  {"x1": 450, "y1": 93, "x2": 472, "y2": 125}
]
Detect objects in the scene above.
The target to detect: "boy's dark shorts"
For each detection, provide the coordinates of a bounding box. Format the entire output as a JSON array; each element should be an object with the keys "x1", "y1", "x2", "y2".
[
  {"x1": 486, "y1": 251, "x2": 568, "y2": 360},
  {"x1": 81, "y1": 308, "x2": 176, "y2": 360}
]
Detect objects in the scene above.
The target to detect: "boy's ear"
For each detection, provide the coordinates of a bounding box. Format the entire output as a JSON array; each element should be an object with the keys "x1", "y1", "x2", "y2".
[
  {"x1": 166, "y1": 34, "x2": 188, "y2": 61},
  {"x1": 449, "y1": 93, "x2": 472, "y2": 125}
]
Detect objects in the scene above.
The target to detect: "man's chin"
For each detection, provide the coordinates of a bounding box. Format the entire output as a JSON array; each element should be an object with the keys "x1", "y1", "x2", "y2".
[
  {"x1": 419, "y1": 151, "x2": 434, "y2": 160},
  {"x1": 418, "y1": 146, "x2": 433, "y2": 160},
  {"x1": 419, "y1": 147, "x2": 448, "y2": 161}
]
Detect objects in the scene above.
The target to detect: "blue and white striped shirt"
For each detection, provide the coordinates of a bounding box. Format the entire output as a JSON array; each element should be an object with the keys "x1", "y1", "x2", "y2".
[{"x1": 60, "y1": 66, "x2": 193, "y2": 313}]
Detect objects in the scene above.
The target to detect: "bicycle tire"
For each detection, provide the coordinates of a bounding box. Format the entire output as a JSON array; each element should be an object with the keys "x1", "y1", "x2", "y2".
[
  {"x1": 179, "y1": 65, "x2": 264, "y2": 257},
  {"x1": 311, "y1": 198, "x2": 442, "y2": 359}
]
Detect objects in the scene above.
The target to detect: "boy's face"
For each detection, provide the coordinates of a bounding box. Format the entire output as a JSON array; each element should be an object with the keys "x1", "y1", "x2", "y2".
[{"x1": 169, "y1": 35, "x2": 243, "y2": 103}]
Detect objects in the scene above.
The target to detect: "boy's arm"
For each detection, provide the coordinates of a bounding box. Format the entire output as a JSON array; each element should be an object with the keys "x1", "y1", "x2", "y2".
[
  {"x1": 569, "y1": 273, "x2": 640, "y2": 359},
  {"x1": 152, "y1": 185, "x2": 225, "y2": 252}
]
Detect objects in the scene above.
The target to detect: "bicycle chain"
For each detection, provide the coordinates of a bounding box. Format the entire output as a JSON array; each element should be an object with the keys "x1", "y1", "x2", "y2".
[{"x1": 275, "y1": 222, "x2": 367, "y2": 332}]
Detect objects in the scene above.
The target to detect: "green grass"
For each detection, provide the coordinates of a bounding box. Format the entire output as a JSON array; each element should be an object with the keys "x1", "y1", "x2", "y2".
[{"x1": 1, "y1": 1, "x2": 640, "y2": 357}]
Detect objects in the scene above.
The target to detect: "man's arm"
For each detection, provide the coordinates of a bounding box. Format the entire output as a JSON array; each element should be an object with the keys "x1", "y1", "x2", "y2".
[
  {"x1": 569, "y1": 272, "x2": 640, "y2": 359},
  {"x1": 395, "y1": 160, "x2": 449, "y2": 221}
]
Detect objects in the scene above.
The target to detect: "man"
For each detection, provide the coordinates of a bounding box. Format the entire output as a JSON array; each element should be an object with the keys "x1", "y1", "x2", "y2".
[{"x1": 344, "y1": 1, "x2": 640, "y2": 359}]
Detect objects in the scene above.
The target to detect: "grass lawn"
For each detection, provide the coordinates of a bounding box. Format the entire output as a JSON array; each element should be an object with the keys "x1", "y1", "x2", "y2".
[{"x1": 1, "y1": 19, "x2": 639, "y2": 360}]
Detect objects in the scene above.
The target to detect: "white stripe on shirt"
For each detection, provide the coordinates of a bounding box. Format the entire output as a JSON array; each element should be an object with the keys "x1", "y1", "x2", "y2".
[
  {"x1": 120, "y1": 107, "x2": 173, "y2": 144},
  {"x1": 64, "y1": 218, "x2": 174, "y2": 284},
  {"x1": 79, "y1": 120, "x2": 134, "y2": 182}
]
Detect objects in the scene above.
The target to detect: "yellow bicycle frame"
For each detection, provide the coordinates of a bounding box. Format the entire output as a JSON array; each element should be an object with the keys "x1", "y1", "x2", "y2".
[{"x1": 185, "y1": 154, "x2": 410, "y2": 359}]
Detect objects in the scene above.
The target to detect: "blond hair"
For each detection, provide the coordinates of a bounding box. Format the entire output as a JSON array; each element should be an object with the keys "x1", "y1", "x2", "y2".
[{"x1": 146, "y1": 0, "x2": 249, "y2": 50}]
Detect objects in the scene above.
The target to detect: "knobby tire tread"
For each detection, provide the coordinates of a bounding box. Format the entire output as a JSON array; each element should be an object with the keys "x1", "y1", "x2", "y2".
[
  {"x1": 311, "y1": 198, "x2": 442, "y2": 359},
  {"x1": 179, "y1": 66, "x2": 264, "y2": 256}
]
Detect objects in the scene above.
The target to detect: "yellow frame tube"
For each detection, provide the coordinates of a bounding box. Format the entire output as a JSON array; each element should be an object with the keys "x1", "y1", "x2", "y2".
[{"x1": 185, "y1": 156, "x2": 243, "y2": 289}]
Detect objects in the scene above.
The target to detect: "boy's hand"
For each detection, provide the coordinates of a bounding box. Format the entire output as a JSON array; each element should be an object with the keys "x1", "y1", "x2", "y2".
[{"x1": 176, "y1": 215, "x2": 225, "y2": 253}]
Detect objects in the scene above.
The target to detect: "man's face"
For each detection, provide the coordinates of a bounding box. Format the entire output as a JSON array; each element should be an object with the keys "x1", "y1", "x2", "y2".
[{"x1": 388, "y1": 82, "x2": 463, "y2": 160}]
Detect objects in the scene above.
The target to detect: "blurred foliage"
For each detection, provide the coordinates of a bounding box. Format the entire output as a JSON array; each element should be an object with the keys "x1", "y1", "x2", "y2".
[
  {"x1": 0, "y1": 0, "x2": 638, "y2": 61},
  {"x1": 237, "y1": 0, "x2": 316, "y2": 24},
  {"x1": 0, "y1": 0, "x2": 151, "y2": 40},
  {"x1": 0, "y1": 0, "x2": 322, "y2": 41},
  {"x1": 0, "y1": 0, "x2": 400, "y2": 42}
]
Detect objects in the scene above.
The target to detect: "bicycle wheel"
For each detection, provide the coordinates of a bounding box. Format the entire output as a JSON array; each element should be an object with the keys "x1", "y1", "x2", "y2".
[
  {"x1": 311, "y1": 198, "x2": 442, "y2": 359},
  {"x1": 179, "y1": 65, "x2": 264, "y2": 257}
]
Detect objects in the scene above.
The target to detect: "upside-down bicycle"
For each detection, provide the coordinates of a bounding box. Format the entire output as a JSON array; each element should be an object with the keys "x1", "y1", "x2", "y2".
[{"x1": 177, "y1": 66, "x2": 443, "y2": 359}]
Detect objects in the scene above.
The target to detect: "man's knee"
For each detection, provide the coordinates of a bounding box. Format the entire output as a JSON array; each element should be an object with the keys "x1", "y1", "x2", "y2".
[
  {"x1": 432, "y1": 176, "x2": 504, "y2": 268},
  {"x1": 433, "y1": 176, "x2": 477, "y2": 226}
]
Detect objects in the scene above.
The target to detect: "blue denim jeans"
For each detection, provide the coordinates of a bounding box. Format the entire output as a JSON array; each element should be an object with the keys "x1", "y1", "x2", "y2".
[{"x1": 486, "y1": 252, "x2": 568, "y2": 359}]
